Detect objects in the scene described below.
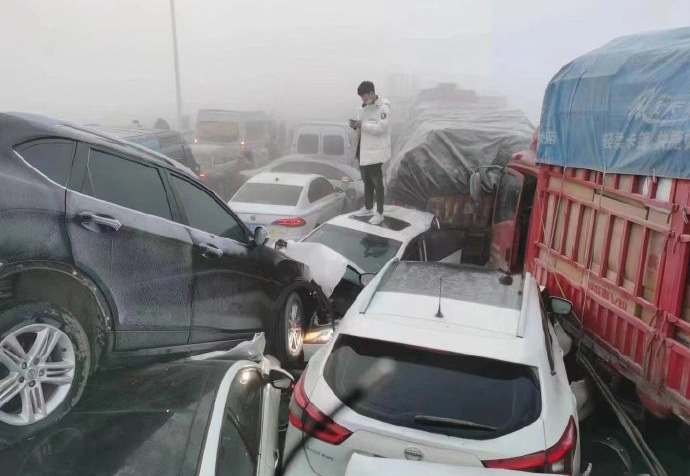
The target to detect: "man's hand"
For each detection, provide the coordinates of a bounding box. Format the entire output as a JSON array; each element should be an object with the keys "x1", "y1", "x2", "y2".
[{"x1": 349, "y1": 119, "x2": 361, "y2": 130}]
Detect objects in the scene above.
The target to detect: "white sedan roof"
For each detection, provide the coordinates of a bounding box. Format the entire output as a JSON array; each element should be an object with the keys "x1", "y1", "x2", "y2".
[
  {"x1": 338, "y1": 261, "x2": 549, "y2": 367},
  {"x1": 246, "y1": 172, "x2": 320, "y2": 187},
  {"x1": 318, "y1": 205, "x2": 435, "y2": 243}
]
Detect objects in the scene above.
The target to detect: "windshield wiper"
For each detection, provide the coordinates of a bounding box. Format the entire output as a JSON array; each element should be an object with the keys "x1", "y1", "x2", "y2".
[{"x1": 414, "y1": 415, "x2": 497, "y2": 432}]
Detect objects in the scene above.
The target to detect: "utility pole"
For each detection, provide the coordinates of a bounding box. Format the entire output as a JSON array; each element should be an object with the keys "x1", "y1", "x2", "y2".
[{"x1": 170, "y1": 0, "x2": 183, "y2": 128}]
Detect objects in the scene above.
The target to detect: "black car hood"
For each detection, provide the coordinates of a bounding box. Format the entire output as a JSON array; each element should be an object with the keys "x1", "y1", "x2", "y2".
[{"x1": 0, "y1": 360, "x2": 236, "y2": 476}]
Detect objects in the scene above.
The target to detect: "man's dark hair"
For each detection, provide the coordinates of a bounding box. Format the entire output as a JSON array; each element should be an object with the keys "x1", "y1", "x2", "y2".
[{"x1": 357, "y1": 81, "x2": 375, "y2": 96}]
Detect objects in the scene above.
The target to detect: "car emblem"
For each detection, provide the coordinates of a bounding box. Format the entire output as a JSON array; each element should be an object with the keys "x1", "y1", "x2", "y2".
[
  {"x1": 251, "y1": 215, "x2": 256, "y2": 221},
  {"x1": 404, "y1": 447, "x2": 424, "y2": 461}
]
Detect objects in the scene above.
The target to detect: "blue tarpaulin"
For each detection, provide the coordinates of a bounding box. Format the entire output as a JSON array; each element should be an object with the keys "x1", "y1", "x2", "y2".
[{"x1": 538, "y1": 28, "x2": 690, "y2": 179}]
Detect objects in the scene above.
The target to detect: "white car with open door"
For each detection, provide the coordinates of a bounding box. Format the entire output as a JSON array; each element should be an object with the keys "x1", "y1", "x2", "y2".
[
  {"x1": 283, "y1": 261, "x2": 580, "y2": 476},
  {"x1": 229, "y1": 172, "x2": 349, "y2": 241}
]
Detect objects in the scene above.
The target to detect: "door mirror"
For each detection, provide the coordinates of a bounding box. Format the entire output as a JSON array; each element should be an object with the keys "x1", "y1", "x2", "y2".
[
  {"x1": 359, "y1": 273, "x2": 376, "y2": 287},
  {"x1": 254, "y1": 226, "x2": 269, "y2": 246},
  {"x1": 550, "y1": 297, "x2": 573, "y2": 316},
  {"x1": 268, "y1": 368, "x2": 294, "y2": 391},
  {"x1": 469, "y1": 171, "x2": 482, "y2": 203}
]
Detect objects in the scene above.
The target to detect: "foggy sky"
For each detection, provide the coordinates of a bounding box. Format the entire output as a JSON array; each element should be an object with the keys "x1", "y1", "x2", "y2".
[{"x1": 1, "y1": 0, "x2": 688, "y2": 128}]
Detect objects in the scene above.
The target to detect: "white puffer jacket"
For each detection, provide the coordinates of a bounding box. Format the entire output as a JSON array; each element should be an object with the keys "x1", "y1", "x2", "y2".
[{"x1": 357, "y1": 96, "x2": 391, "y2": 166}]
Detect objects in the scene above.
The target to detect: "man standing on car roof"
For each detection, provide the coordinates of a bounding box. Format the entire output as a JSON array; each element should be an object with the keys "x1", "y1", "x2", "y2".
[{"x1": 350, "y1": 81, "x2": 391, "y2": 225}]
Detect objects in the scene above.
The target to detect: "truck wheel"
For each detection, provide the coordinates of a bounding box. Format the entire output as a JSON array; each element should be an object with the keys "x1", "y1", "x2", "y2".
[
  {"x1": 0, "y1": 302, "x2": 91, "y2": 445},
  {"x1": 274, "y1": 293, "x2": 304, "y2": 367}
]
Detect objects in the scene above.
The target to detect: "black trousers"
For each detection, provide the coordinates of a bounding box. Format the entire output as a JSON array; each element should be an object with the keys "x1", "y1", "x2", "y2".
[{"x1": 360, "y1": 163, "x2": 384, "y2": 214}]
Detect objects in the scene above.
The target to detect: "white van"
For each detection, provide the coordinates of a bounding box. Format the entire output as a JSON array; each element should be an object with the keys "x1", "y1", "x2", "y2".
[{"x1": 290, "y1": 121, "x2": 355, "y2": 165}]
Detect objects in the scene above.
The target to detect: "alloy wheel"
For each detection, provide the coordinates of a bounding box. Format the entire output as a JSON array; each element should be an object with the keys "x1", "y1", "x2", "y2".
[{"x1": 0, "y1": 323, "x2": 76, "y2": 426}]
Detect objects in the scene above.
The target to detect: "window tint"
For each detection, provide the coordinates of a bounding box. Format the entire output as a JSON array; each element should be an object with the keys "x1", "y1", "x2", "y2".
[
  {"x1": 18, "y1": 140, "x2": 76, "y2": 186},
  {"x1": 307, "y1": 177, "x2": 334, "y2": 202},
  {"x1": 131, "y1": 136, "x2": 161, "y2": 151},
  {"x1": 324, "y1": 335, "x2": 541, "y2": 440},
  {"x1": 323, "y1": 135, "x2": 345, "y2": 156},
  {"x1": 297, "y1": 134, "x2": 319, "y2": 154},
  {"x1": 159, "y1": 133, "x2": 183, "y2": 148},
  {"x1": 304, "y1": 224, "x2": 402, "y2": 273},
  {"x1": 216, "y1": 367, "x2": 263, "y2": 476},
  {"x1": 274, "y1": 162, "x2": 346, "y2": 181},
  {"x1": 84, "y1": 149, "x2": 172, "y2": 220},
  {"x1": 169, "y1": 175, "x2": 245, "y2": 242},
  {"x1": 232, "y1": 183, "x2": 302, "y2": 206},
  {"x1": 402, "y1": 239, "x2": 421, "y2": 260},
  {"x1": 494, "y1": 173, "x2": 522, "y2": 223},
  {"x1": 245, "y1": 121, "x2": 266, "y2": 140}
]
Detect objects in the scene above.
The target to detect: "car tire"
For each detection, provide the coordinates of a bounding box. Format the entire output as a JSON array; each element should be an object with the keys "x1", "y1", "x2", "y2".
[
  {"x1": 0, "y1": 302, "x2": 91, "y2": 446},
  {"x1": 274, "y1": 293, "x2": 304, "y2": 367}
]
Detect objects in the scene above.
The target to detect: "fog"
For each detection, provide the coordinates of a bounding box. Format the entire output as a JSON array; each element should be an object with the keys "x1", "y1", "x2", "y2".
[{"x1": 1, "y1": 0, "x2": 688, "y2": 128}]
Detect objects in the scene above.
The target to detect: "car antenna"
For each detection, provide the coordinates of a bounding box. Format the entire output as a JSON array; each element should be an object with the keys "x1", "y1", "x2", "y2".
[{"x1": 435, "y1": 276, "x2": 444, "y2": 318}]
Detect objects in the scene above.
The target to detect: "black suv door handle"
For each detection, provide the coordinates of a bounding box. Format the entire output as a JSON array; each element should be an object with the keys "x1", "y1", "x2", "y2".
[
  {"x1": 78, "y1": 212, "x2": 122, "y2": 232},
  {"x1": 197, "y1": 243, "x2": 223, "y2": 259}
]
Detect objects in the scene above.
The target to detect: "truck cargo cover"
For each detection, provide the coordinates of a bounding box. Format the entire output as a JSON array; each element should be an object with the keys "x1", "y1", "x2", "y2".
[
  {"x1": 385, "y1": 101, "x2": 533, "y2": 209},
  {"x1": 539, "y1": 27, "x2": 690, "y2": 179}
]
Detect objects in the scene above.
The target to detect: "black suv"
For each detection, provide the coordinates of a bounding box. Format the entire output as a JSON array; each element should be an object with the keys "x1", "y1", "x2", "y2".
[{"x1": 0, "y1": 113, "x2": 325, "y2": 440}]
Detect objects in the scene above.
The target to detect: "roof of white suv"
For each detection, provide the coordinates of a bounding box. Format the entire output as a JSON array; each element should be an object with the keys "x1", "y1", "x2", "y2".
[
  {"x1": 338, "y1": 261, "x2": 547, "y2": 367},
  {"x1": 320, "y1": 205, "x2": 435, "y2": 242}
]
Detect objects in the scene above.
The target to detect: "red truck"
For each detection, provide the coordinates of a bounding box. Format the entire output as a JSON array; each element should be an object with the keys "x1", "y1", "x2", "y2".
[{"x1": 485, "y1": 29, "x2": 690, "y2": 427}]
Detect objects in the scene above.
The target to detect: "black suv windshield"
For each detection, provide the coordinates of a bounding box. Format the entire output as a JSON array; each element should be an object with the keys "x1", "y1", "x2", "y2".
[
  {"x1": 324, "y1": 335, "x2": 541, "y2": 440},
  {"x1": 303, "y1": 224, "x2": 402, "y2": 273}
]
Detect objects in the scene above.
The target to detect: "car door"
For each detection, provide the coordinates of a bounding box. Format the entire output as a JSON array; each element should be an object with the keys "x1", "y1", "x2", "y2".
[
  {"x1": 65, "y1": 144, "x2": 194, "y2": 350},
  {"x1": 200, "y1": 361, "x2": 283, "y2": 476},
  {"x1": 491, "y1": 169, "x2": 524, "y2": 272},
  {"x1": 166, "y1": 172, "x2": 282, "y2": 344},
  {"x1": 322, "y1": 125, "x2": 348, "y2": 163},
  {"x1": 307, "y1": 177, "x2": 345, "y2": 226}
]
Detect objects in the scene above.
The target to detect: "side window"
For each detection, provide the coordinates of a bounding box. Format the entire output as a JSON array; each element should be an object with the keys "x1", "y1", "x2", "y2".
[
  {"x1": 169, "y1": 174, "x2": 245, "y2": 242},
  {"x1": 308, "y1": 177, "x2": 335, "y2": 202},
  {"x1": 83, "y1": 149, "x2": 172, "y2": 220},
  {"x1": 494, "y1": 173, "x2": 522, "y2": 224},
  {"x1": 402, "y1": 238, "x2": 422, "y2": 261},
  {"x1": 16, "y1": 139, "x2": 76, "y2": 186},
  {"x1": 216, "y1": 367, "x2": 263, "y2": 476},
  {"x1": 323, "y1": 135, "x2": 345, "y2": 156},
  {"x1": 297, "y1": 134, "x2": 319, "y2": 154}
]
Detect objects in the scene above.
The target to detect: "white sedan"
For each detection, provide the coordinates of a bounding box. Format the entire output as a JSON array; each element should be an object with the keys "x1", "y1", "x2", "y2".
[
  {"x1": 229, "y1": 172, "x2": 349, "y2": 241},
  {"x1": 284, "y1": 261, "x2": 580, "y2": 476}
]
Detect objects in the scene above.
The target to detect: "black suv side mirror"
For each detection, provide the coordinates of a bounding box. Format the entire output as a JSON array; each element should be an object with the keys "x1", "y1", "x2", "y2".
[
  {"x1": 268, "y1": 368, "x2": 294, "y2": 391},
  {"x1": 254, "y1": 226, "x2": 269, "y2": 247}
]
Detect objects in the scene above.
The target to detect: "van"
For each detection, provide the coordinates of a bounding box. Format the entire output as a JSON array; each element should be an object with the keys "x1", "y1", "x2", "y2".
[{"x1": 290, "y1": 121, "x2": 355, "y2": 165}]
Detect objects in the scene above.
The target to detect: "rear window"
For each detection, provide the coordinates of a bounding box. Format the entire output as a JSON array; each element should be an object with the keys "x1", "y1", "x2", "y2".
[
  {"x1": 232, "y1": 183, "x2": 302, "y2": 206},
  {"x1": 297, "y1": 134, "x2": 319, "y2": 154},
  {"x1": 17, "y1": 139, "x2": 76, "y2": 186},
  {"x1": 323, "y1": 135, "x2": 345, "y2": 156},
  {"x1": 197, "y1": 121, "x2": 240, "y2": 143},
  {"x1": 303, "y1": 224, "x2": 402, "y2": 273},
  {"x1": 324, "y1": 335, "x2": 541, "y2": 440}
]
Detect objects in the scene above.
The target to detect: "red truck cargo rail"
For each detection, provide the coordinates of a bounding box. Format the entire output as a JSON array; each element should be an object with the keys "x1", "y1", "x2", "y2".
[{"x1": 523, "y1": 162, "x2": 690, "y2": 424}]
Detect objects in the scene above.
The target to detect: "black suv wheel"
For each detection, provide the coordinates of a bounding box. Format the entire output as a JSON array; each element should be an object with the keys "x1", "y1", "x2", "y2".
[
  {"x1": 274, "y1": 293, "x2": 304, "y2": 366},
  {"x1": 0, "y1": 302, "x2": 91, "y2": 444}
]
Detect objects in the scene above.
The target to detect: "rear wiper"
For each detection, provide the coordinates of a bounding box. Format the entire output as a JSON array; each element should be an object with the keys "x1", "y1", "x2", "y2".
[{"x1": 414, "y1": 415, "x2": 497, "y2": 432}]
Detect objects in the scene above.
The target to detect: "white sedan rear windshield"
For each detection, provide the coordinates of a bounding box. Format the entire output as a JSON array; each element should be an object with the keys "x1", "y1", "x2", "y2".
[
  {"x1": 324, "y1": 335, "x2": 541, "y2": 440},
  {"x1": 232, "y1": 183, "x2": 303, "y2": 206}
]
